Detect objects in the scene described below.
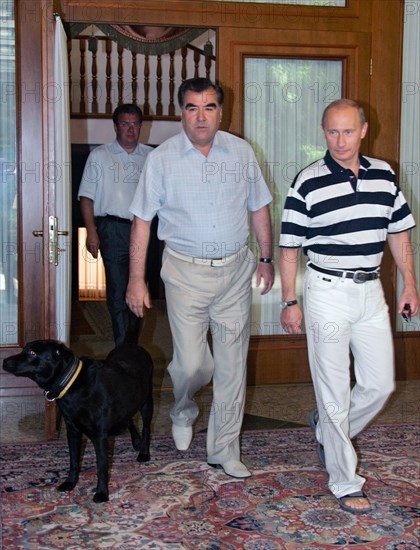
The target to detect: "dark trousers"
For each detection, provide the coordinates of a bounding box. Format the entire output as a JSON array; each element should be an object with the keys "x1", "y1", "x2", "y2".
[{"x1": 95, "y1": 217, "x2": 141, "y2": 346}]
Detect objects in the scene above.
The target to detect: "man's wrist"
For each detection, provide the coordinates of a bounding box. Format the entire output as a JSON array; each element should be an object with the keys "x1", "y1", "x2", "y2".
[{"x1": 280, "y1": 299, "x2": 298, "y2": 309}]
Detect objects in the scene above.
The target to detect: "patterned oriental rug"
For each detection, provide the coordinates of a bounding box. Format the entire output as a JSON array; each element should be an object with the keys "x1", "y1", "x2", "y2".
[{"x1": 1, "y1": 424, "x2": 419, "y2": 549}]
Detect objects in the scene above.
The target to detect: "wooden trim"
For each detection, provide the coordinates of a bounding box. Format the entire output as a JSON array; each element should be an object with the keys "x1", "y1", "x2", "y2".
[
  {"x1": 248, "y1": 336, "x2": 311, "y2": 384},
  {"x1": 43, "y1": 1, "x2": 57, "y2": 342},
  {"x1": 61, "y1": 0, "x2": 364, "y2": 29},
  {"x1": 70, "y1": 114, "x2": 182, "y2": 121},
  {"x1": 221, "y1": 35, "x2": 370, "y2": 137},
  {"x1": 393, "y1": 333, "x2": 420, "y2": 380},
  {"x1": 368, "y1": 0, "x2": 404, "y2": 167},
  {"x1": 368, "y1": 0, "x2": 404, "y2": 339}
]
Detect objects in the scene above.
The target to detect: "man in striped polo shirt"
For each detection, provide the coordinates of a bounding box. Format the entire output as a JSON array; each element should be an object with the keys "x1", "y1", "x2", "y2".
[{"x1": 279, "y1": 99, "x2": 418, "y2": 514}]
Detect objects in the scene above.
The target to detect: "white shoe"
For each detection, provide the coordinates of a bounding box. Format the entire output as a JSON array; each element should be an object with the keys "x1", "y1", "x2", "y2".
[
  {"x1": 172, "y1": 425, "x2": 193, "y2": 451},
  {"x1": 208, "y1": 460, "x2": 252, "y2": 478}
]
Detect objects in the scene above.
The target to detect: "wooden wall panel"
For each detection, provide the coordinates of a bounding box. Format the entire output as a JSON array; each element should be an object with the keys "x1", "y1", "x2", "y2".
[
  {"x1": 61, "y1": 0, "x2": 367, "y2": 31},
  {"x1": 369, "y1": 0, "x2": 404, "y2": 167}
]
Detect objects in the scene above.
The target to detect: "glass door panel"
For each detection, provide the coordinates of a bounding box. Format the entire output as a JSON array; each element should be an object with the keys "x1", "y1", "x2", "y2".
[
  {"x1": 0, "y1": 2, "x2": 17, "y2": 345},
  {"x1": 245, "y1": 57, "x2": 342, "y2": 335}
]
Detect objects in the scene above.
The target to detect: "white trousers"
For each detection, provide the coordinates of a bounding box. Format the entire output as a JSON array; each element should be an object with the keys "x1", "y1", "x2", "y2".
[
  {"x1": 303, "y1": 267, "x2": 395, "y2": 498},
  {"x1": 160, "y1": 247, "x2": 256, "y2": 464}
]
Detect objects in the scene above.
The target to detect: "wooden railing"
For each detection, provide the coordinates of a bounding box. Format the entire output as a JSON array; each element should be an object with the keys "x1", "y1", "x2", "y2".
[{"x1": 68, "y1": 35, "x2": 216, "y2": 120}]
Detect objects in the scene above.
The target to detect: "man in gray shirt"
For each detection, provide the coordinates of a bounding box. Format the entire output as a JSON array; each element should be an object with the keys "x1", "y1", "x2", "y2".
[{"x1": 78, "y1": 104, "x2": 153, "y2": 346}]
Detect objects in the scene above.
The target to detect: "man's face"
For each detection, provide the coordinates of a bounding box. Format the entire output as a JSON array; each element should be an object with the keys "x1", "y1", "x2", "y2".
[
  {"x1": 181, "y1": 88, "x2": 222, "y2": 153},
  {"x1": 322, "y1": 106, "x2": 368, "y2": 170},
  {"x1": 114, "y1": 113, "x2": 141, "y2": 151}
]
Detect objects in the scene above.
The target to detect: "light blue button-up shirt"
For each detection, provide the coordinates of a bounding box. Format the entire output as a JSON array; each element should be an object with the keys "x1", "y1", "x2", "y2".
[
  {"x1": 129, "y1": 130, "x2": 272, "y2": 258},
  {"x1": 78, "y1": 140, "x2": 153, "y2": 220}
]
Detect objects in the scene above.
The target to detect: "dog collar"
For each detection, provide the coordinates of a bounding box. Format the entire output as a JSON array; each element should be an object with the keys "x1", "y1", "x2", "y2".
[{"x1": 44, "y1": 358, "x2": 83, "y2": 401}]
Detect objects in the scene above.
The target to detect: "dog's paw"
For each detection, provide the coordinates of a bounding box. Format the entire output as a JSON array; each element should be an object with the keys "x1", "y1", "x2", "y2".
[
  {"x1": 57, "y1": 480, "x2": 77, "y2": 492},
  {"x1": 136, "y1": 452, "x2": 151, "y2": 463},
  {"x1": 93, "y1": 491, "x2": 109, "y2": 503}
]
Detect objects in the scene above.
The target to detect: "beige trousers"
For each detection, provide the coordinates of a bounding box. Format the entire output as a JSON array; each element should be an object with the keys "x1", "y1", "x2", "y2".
[{"x1": 160, "y1": 246, "x2": 255, "y2": 464}]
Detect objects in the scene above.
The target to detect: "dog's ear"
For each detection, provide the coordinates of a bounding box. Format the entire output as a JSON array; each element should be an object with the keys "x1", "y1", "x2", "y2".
[{"x1": 54, "y1": 342, "x2": 77, "y2": 367}]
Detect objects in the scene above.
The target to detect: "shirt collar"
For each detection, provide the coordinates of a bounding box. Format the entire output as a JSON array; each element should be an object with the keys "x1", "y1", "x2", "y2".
[
  {"x1": 180, "y1": 130, "x2": 228, "y2": 156},
  {"x1": 324, "y1": 150, "x2": 371, "y2": 175},
  {"x1": 110, "y1": 139, "x2": 143, "y2": 156}
]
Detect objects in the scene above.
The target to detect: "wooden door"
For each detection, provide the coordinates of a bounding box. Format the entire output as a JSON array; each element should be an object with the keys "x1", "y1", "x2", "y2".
[{"x1": 0, "y1": 0, "x2": 58, "y2": 436}]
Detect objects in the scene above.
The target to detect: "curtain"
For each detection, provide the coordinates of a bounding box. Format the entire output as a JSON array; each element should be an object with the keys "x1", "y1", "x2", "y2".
[
  {"x1": 54, "y1": 16, "x2": 72, "y2": 345},
  {"x1": 397, "y1": 0, "x2": 420, "y2": 332},
  {"x1": 244, "y1": 58, "x2": 342, "y2": 335}
]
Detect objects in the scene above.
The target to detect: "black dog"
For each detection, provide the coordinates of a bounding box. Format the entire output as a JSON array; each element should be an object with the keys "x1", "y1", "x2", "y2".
[{"x1": 3, "y1": 340, "x2": 153, "y2": 503}]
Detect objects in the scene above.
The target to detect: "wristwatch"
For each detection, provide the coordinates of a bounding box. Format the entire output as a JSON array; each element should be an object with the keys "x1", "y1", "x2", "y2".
[
  {"x1": 280, "y1": 299, "x2": 298, "y2": 309},
  {"x1": 259, "y1": 257, "x2": 273, "y2": 264}
]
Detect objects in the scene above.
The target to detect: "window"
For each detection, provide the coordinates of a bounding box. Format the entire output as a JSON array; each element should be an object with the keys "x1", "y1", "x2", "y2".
[{"x1": 245, "y1": 57, "x2": 342, "y2": 335}]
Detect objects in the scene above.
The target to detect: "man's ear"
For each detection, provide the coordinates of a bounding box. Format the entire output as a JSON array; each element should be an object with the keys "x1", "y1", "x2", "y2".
[{"x1": 361, "y1": 122, "x2": 368, "y2": 138}]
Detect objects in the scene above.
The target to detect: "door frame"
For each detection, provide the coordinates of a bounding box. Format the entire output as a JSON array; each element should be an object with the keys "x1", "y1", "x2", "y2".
[{"x1": 224, "y1": 32, "x2": 372, "y2": 384}]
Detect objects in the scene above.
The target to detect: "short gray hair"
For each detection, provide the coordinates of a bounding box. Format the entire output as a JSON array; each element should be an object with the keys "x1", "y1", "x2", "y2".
[{"x1": 321, "y1": 99, "x2": 366, "y2": 128}]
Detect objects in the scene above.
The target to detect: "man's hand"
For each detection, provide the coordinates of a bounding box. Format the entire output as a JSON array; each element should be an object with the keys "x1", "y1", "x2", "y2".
[
  {"x1": 255, "y1": 262, "x2": 274, "y2": 295},
  {"x1": 280, "y1": 304, "x2": 303, "y2": 334},
  {"x1": 85, "y1": 229, "x2": 100, "y2": 259},
  {"x1": 388, "y1": 231, "x2": 419, "y2": 318},
  {"x1": 398, "y1": 283, "x2": 419, "y2": 318},
  {"x1": 126, "y1": 279, "x2": 152, "y2": 318}
]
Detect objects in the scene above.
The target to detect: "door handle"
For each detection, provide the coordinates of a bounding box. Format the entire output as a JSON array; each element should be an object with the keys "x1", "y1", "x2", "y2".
[
  {"x1": 33, "y1": 216, "x2": 69, "y2": 266},
  {"x1": 49, "y1": 215, "x2": 69, "y2": 266}
]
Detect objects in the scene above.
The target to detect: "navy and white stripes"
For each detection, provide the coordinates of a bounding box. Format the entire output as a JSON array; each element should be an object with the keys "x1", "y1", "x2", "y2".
[{"x1": 279, "y1": 151, "x2": 416, "y2": 269}]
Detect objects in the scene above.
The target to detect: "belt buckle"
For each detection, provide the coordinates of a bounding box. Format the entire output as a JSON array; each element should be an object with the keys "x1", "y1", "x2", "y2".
[
  {"x1": 210, "y1": 258, "x2": 222, "y2": 267},
  {"x1": 353, "y1": 270, "x2": 367, "y2": 284}
]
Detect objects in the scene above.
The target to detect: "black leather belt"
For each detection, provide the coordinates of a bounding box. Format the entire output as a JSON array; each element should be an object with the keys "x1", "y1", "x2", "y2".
[
  {"x1": 95, "y1": 215, "x2": 131, "y2": 225},
  {"x1": 309, "y1": 263, "x2": 380, "y2": 283}
]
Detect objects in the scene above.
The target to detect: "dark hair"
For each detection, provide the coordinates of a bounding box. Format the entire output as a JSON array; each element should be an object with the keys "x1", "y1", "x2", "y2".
[
  {"x1": 177, "y1": 78, "x2": 224, "y2": 108},
  {"x1": 321, "y1": 99, "x2": 366, "y2": 128},
  {"x1": 112, "y1": 104, "x2": 143, "y2": 125}
]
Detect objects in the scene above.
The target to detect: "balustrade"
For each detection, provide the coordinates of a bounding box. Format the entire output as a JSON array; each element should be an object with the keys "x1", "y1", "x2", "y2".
[{"x1": 68, "y1": 32, "x2": 216, "y2": 119}]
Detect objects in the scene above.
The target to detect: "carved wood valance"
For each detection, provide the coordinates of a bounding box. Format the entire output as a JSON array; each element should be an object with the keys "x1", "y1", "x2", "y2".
[{"x1": 67, "y1": 23, "x2": 210, "y2": 56}]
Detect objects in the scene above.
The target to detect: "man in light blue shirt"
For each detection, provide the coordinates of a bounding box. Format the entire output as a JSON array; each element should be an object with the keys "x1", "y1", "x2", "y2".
[
  {"x1": 127, "y1": 78, "x2": 274, "y2": 478},
  {"x1": 78, "y1": 104, "x2": 153, "y2": 345}
]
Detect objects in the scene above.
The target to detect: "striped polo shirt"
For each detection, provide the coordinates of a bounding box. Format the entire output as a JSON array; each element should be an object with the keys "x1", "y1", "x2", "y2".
[{"x1": 279, "y1": 151, "x2": 416, "y2": 270}]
